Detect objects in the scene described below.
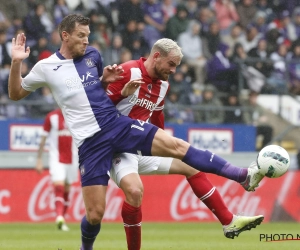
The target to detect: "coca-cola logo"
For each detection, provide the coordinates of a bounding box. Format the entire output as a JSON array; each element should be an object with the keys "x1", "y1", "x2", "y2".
[
  {"x1": 170, "y1": 178, "x2": 263, "y2": 221},
  {"x1": 28, "y1": 176, "x2": 124, "y2": 221}
]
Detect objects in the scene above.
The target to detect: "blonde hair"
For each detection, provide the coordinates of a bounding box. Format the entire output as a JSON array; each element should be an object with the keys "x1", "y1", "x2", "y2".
[{"x1": 151, "y1": 38, "x2": 183, "y2": 59}]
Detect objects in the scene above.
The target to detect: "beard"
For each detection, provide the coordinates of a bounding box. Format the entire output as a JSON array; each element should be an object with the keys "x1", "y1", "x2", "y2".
[{"x1": 154, "y1": 65, "x2": 169, "y2": 81}]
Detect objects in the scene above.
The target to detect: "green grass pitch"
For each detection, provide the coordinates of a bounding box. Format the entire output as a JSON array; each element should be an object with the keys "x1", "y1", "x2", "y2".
[{"x1": 0, "y1": 222, "x2": 299, "y2": 250}]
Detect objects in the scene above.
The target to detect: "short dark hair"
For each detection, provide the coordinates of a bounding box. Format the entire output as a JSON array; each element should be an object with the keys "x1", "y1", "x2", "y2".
[{"x1": 58, "y1": 14, "x2": 90, "y2": 40}]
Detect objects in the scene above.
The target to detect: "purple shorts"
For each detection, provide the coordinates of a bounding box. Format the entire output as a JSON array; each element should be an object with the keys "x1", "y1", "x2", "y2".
[{"x1": 78, "y1": 115, "x2": 158, "y2": 186}]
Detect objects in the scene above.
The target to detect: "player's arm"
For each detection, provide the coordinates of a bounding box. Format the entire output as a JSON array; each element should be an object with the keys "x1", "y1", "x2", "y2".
[
  {"x1": 150, "y1": 110, "x2": 165, "y2": 129},
  {"x1": 150, "y1": 97, "x2": 165, "y2": 129},
  {"x1": 36, "y1": 135, "x2": 47, "y2": 174},
  {"x1": 8, "y1": 33, "x2": 31, "y2": 100},
  {"x1": 36, "y1": 114, "x2": 51, "y2": 174}
]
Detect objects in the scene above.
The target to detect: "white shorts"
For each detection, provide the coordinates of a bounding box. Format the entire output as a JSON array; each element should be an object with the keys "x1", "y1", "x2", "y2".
[
  {"x1": 49, "y1": 161, "x2": 79, "y2": 184},
  {"x1": 110, "y1": 153, "x2": 174, "y2": 186}
]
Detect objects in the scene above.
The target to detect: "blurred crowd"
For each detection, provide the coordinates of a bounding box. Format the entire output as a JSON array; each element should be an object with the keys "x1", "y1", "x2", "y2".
[{"x1": 0, "y1": 0, "x2": 299, "y2": 134}]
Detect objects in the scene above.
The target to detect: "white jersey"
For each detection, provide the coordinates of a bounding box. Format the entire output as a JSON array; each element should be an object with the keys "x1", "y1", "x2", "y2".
[
  {"x1": 22, "y1": 46, "x2": 120, "y2": 147},
  {"x1": 42, "y1": 109, "x2": 78, "y2": 166}
]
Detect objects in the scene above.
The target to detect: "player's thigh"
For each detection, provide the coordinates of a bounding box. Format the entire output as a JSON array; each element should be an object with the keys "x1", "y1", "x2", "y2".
[
  {"x1": 119, "y1": 172, "x2": 144, "y2": 197},
  {"x1": 151, "y1": 128, "x2": 190, "y2": 158},
  {"x1": 65, "y1": 163, "x2": 79, "y2": 184},
  {"x1": 138, "y1": 156, "x2": 173, "y2": 175},
  {"x1": 49, "y1": 162, "x2": 67, "y2": 182},
  {"x1": 82, "y1": 185, "x2": 107, "y2": 217},
  {"x1": 110, "y1": 153, "x2": 139, "y2": 186}
]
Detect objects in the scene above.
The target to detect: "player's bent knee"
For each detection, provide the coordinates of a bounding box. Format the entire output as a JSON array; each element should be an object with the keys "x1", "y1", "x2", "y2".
[{"x1": 124, "y1": 186, "x2": 144, "y2": 207}]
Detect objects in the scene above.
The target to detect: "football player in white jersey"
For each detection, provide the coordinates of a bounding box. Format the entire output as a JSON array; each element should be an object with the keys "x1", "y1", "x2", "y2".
[
  {"x1": 107, "y1": 39, "x2": 265, "y2": 249},
  {"x1": 8, "y1": 14, "x2": 264, "y2": 250},
  {"x1": 36, "y1": 108, "x2": 78, "y2": 231}
]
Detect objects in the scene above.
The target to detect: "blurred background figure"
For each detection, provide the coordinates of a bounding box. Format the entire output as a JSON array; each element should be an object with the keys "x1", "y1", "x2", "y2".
[
  {"x1": 177, "y1": 20, "x2": 210, "y2": 88},
  {"x1": 194, "y1": 84, "x2": 224, "y2": 124},
  {"x1": 242, "y1": 91, "x2": 273, "y2": 151},
  {"x1": 223, "y1": 91, "x2": 244, "y2": 124},
  {"x1": 36, "y1": 108, "x2": 78, "y2": 231}
]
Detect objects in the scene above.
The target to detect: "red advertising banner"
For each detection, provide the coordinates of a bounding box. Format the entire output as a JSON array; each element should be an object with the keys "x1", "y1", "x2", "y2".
[{"x1": 0, "y1": 169, "x2": 299, "y2": 222}]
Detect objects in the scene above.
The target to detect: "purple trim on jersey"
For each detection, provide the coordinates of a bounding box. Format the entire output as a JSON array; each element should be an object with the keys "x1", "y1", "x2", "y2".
[{"x1": 79, "y1": 115, "x2": 158, "y2": 187}]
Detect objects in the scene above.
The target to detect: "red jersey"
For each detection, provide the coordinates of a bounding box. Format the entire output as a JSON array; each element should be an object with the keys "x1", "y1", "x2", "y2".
[
  {"x1": 106, "y1": 58, "x2": 169, "y2": 129},
  {"x1": 42, "y1": 109, "x2": 77, "y2": 165}
]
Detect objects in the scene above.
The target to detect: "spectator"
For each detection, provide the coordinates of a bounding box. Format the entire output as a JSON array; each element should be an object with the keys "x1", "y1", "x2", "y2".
[
  {"x1": 248, "y1": 38, "x2": 273, "y2": 79},
  {"x1": 23, "y1": 4, "x2": 51, "y2": 47},
  {"x1": 53, "y1": 0, "x2": 70, "y2": 28},
  {"x1": 237, "y1": 24, "x2": 263, "y2": 53},
  {"x1": 223, "y1": 92, "x2": 244, "y2": 124},
  {"x1": 197, "y1": 7, "x2": 214, "y2": 37},
  {"x1": 222, "y1": 23, "x2": 243, "y2": 57},
  {"x1": 5, "y1": 16, "x2": 23, "y2": 40},
  {"x1": 168, "y1": 68, "x2": 192, "y2": 105},
  {"x1": 0, "y1": 29, "x2": 11, "y2": 68},
  {"x1": 185, "y1": 0, "x2": 200, "y2": 20},
  {"x1": 102, "y1": 33, "x2": 124, "y2": 66},
  {"x1": 142, "y1": 0, "x2": 166, "y2": 48},
  {"x1": 161, "y1": 0, "x2": 176, "y2": 21},
  {"x1": 0, "y1": 0, "x2": 28, "y2": 23},
  {"x1": 194, "y1": 84, "x2": 224, "y2": 124},
  {"x1": 118, "y1": 0, "x2": 145, "y2": 31},
  {"x1": 265, "y1": 25, "x2": 282, "y2": 54},
  {"x1": 121, "y1": 20, "x2": 140, "y2": 51},
  {"x1": 91, "y1": 16, "x2": 112, "y2": 51},
  {"x1": 253, "y1": 10, "x2": 269, "y2": 35},
  {"x1": 288, "y1": 41, "x2": 300, "y2": 95},
  {"x1": 266, "y1": 42, "x2": 289, "y2": 94},
  {"x1": 271, "y1": 10, "x2": 297, "y2": 42},
  {"x1": 164, "y1": 91, "x2": 194, "y2": 124},
  {"x1": 177, "y1": 20, "x2": 210, "y2": 88},
  {"x1": 206, "y1": 43, "x2": 239, "y2": 93},
  {"x1": 119, "y1": 47, "x2": 133, "y2": 64},
  {"x1": 48, "y1": 30, "x2": 62, "y2": 53},
  {"x1": 205, "y1": 20, "x2": 221, "y2": 56},
  {"x1": 256, "y1": 0, "x2": 275, "y2": 23},
  {"x1": 293, "y1": 7, "x2": 300, "y2": 38},
  {"x1": 211, "y1": 0, "x2": 239, "y2": 34},
  {"x1": 165, "y1": 4, "x2": 190, "y2": 41},
  {"x1": 242, "y1": 91, "x2": 273, "y2": 151},
  {"x1": 27, "y1": 36, "x2": 51, "y2": 68},
  {"x1": 236, "y1": 0, "x2": 258, "y2": 29}
]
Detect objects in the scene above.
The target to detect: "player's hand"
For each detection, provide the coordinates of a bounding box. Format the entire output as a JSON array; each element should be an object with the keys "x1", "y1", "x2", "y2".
[
  {"x1": 35, "y1": 158, "x2": 44, "y2": 174},
  {"x1": 121, "y1": 78, "x2": 144, "y2": 97},
  {"x1": 11, "y1": 33, "x2": 30, "y2": 62},
  {"x1": 102, "y1": 64, "x2": 124, "y2": 84}
]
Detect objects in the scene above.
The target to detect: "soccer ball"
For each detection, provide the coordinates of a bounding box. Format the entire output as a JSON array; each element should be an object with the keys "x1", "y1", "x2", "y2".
[{"x1": 256, "y1": 145, "x2": 290, "y2": 178}]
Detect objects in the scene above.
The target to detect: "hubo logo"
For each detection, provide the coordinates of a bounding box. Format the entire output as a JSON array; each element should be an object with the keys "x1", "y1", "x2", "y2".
[
  {"x1": 260, "y1": 234, "x2": 300, "y2": 242},
  {"x1": 188, "y1": 129, "x2": 233, "y2": 154},
  {"x1": 65, "y1": 71, "x2": 97, "y2": 91}
]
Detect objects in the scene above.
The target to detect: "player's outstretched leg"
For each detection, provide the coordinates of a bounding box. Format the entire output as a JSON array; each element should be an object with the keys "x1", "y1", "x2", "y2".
[
  {"x1": 240, "y1": 162, "x2": 264, "y2": 191},
  {"x1": 151, "y1": 130, "x2": 265, "y2": 191},
  {"x1": 223, "y1": 214, "x2": 264, "y2": 239}
]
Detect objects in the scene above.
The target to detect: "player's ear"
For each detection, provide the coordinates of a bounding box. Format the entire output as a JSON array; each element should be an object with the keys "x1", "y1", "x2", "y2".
[
  {"x1": 153, "y1": 51, "x2": 160, "y2": 61},
  {"x1": 62, "y1": 31, "x2": 69, "y2": 42}
]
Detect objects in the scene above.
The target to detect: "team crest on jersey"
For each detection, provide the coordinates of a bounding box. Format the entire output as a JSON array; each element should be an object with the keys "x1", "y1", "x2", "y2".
[
  {"x1": 85, "y1": 58, "x2": 94, "y2": 67},
  {"x1": 147, "y1": 84, "x2": 152, "y2": 93},
  {"x1": 113, "y1": 157, "x2": 121, "y2": 166},
  {"x1": 80, "y1": 165, "x2": 85, "y2": 175}
]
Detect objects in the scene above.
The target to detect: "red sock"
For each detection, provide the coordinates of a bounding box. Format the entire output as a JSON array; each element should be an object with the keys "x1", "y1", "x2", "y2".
[
  {"x1": 54, "y1": 185, "x2": 64, "y2": 217},
  {"x1": 63, "y1": 191, "x2": 70, "y2": 216},
  {"x1": 187, "y1": 172, "x2": 233, "y2": 225},
  {"x1": 121, "y1": 201, "x2": 142, "y2": 250}
]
